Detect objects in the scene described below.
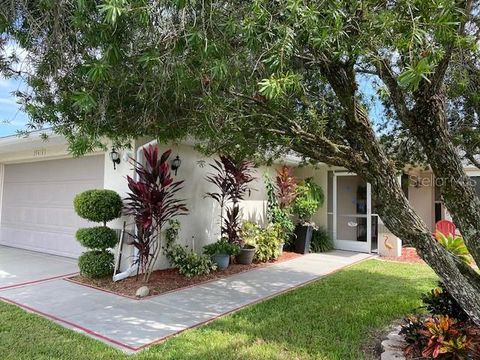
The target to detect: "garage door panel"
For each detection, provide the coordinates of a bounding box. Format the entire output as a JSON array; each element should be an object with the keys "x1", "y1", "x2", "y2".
[
  {"x1": 0, "y1": 227, "x2": 85, "y2": 257},
  {"x1": 0, "y1": 155, "x2": 105, "y2": 258},
  {"x1": 4, "y1": 180, "x2": 102, "y2": 206},
  {"x1": 4, "y1": 158, "x2": 104, "y2": 182},
  {"x1": 1, "y1": 206, "x2": 92, "y2": 232}
]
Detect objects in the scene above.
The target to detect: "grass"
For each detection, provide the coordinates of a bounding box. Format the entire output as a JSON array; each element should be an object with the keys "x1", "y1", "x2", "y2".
[{"x1": 0, "y1": 260, "x2": 436, "y2": 360}]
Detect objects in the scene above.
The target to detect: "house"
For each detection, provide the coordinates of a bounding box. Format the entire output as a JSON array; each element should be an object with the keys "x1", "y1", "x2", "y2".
[
  {"x1": 0, "y1": 131, "x2": 296, "y2": 270},
  {"x1": 2, "y1": 130, "x2": 475, "y2": 268}
]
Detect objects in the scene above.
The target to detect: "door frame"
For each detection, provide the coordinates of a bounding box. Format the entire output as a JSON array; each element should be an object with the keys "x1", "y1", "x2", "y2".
[{"x1": 332, "y1": 172, "x2": 372, "y2": 253}]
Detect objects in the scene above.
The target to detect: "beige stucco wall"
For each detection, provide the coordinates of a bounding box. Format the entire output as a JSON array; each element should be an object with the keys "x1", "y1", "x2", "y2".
[
  {"x1": 407, "y1": 171, "x2": 436, "y2": 231},
  {"x1": 133, "y1": 142, "x2": 279, "y2": 269}
]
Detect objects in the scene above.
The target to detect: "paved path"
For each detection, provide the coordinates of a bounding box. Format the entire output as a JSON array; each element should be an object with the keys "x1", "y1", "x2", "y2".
[
  {"x1": 0, "y1": 245, "x2": 78, "y2": 289},
  {"x1": 0, "y1": 250, "x2": 371, "y2": 352}
]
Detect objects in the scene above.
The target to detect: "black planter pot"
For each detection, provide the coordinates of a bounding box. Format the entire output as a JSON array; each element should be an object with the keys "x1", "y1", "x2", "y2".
[
  {"x1": 236, "y1": 245, "x2": 256, "y2": 265},
  {"x1": 294, "y1": 224, "x2": 313, "y2": 254}
]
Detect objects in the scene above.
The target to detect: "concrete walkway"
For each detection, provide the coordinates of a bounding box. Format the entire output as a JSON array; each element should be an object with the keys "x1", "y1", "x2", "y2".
[
  {"x1": 0, "y1": 245, "x2": 78, "y2": 289},
  {"x1": 0, "y1": 250, "x2": 371, "y2": 352}
]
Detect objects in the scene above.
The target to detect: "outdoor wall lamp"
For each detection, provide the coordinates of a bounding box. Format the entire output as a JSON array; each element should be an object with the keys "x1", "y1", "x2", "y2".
[
  {"x1": 110, "y1": 148, "x2": 121, "y2": 170},
  {"x1": 171, "y1": 155, "x2": 181, "y2": 175}
]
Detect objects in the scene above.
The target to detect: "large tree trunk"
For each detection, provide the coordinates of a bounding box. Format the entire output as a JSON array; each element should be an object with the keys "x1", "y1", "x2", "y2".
[
  {"x1": 362, "y1": 164, "x2": 480, "y2": 325},
  {"x1": 409, "y1": 92, "x2": 480, "y2": 266},
  {"x1": 315, "y1": 62, "x2": 480, "y2": 324}
]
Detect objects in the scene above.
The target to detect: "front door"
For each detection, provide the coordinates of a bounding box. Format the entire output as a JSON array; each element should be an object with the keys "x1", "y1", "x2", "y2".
[{"x1": 332, "y1": 173, "x2": 372, "y2": 253}]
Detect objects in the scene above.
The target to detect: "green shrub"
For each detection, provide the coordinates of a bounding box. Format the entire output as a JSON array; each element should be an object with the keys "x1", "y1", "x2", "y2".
[
  {"x1": 310, "y1": 227, "x2": 334, "y2": 253},
  {"x1": 435, "y1": 231, "x2": 471, "y2": 264},
  {"x1": 421, "y1": 282, "x2": 470, "y2": 321},
  {"x1": 75, "y1": 227, "x2": 118, "y2": 250},
  {"x1": 241, "y1": 220, "x2": 262, "y2": 245},
  {"x1": 167, "y1": 244, "x2": 217, "y2": 278},
  {"x1": 254, "y1": 224, "x2": 282, "y2": 262},
  {"x1": 270, "y1": 207, "x2": 294, "y2": 245},
  {"x1": 162, "y1": 221, "x2": 217, "y2": 278},
  {"x1": 292, "y1": 185, "x2": 319, "y2": 223},
  {"x1": 165, "y1": 219, "x2": 181, "y2": 249},
  {"x1": 74, "y1": 189, "x2": 122, "y2": 224},
  {"x1": 305, "y1": 178, "x2": 325, "y2": 207},
  {"x1": 242, "y1": 221, "x2": 282, "y2": 262},
  {"x1": 203, "y1": 239, "x2": 240, "y2": 256},
  {"x1": 78, "y1": 250, "x2": 114, "y2": 278}
]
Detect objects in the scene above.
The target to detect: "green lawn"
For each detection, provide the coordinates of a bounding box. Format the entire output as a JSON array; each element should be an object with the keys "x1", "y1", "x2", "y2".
[{"x1": 0, "y1": 260, "x2": 436, "y2": 360}]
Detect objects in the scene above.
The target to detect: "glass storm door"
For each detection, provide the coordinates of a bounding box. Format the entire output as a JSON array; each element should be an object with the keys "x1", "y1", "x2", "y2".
[{"x1": 332, "y1": 173, "x2": 372, "y2": 253}]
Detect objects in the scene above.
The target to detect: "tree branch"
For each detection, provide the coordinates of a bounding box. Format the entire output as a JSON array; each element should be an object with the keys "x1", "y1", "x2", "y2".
[
  {"x1": 429, "y1": 0, "x2": 473, "y2": 94},
  {"x1": 372, "y1": 55, "x2": 412, "y2": 125},
  {"x1": 228, "y1": 90, "x2": 366, "y2": 169}
]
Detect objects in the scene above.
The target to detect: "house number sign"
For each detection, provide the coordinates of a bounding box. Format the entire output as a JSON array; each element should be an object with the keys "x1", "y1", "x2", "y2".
[{"x1": 33, "y1": 148, "x2": 47, "y2": 157}]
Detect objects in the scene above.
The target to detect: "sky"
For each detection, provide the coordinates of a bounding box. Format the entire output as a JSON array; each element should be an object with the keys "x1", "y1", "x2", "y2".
[{"x1": 0, "y1": 76, "x2": 29, "y2": 137}]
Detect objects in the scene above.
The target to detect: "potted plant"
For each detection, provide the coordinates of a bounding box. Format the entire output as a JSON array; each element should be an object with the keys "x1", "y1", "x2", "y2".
[
  {"x1": 292, "y1": 179, "x2": 324, "y2": 254},
  {"x1": 238, "y1": 221, "x2": 260, "y2": 265},
  {"x1": 203, "y1": 239, "x2": 240, "y2": 270}
]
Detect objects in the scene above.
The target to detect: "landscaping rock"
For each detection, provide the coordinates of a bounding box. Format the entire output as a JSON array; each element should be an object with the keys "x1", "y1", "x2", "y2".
[
  {"x1": 381, "y1": 326, "x2": 406, "y2": 360},
  {"x1": 135, "y1": 286, "x2": 150, "y2": 298}
]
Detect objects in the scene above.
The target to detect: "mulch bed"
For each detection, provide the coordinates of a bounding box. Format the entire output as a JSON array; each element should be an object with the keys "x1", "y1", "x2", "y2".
[
  {"x1": 381, "y1": 247, "x2": 425, "y2": 264},
  {"x1": 69, "y1": 251, "x2": 301, "y2": 299}
]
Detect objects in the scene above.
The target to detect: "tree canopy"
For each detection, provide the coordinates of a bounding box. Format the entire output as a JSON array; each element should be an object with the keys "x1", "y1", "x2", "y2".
[
  {"x1": 2, "y1": 0, "x2": 480, "y2": 323},
  {"x1": 1, "y1": 1, "x2": 476, "y2": 161}
]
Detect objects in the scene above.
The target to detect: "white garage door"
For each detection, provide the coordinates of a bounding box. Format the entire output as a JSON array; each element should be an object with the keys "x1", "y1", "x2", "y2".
[{"x1": 0, "y1": 155, "x2": 105, "y2": 258}]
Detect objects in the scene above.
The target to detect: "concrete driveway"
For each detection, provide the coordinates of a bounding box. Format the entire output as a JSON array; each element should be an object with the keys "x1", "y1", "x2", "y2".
[{"x1": 0, "y1": 245, "x2": 78, "y2": 290}]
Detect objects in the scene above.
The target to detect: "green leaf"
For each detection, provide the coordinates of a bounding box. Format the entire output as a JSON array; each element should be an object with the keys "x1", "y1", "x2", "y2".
[
  {"x1": 398, "y1": 57, "x2": 433, "y2": 91},
  {"x1": 84, "y1": 61, "x2": 111, "y2": 82},
  {"x1": 258, "y1": 73, "x2": 301, "y2": 99},
  {"x1": 97, "y1": 0, "x2": 127, "y2": 24},
  {"x1": 72, "y1": 90, "x2": 97, "y2": 112}
]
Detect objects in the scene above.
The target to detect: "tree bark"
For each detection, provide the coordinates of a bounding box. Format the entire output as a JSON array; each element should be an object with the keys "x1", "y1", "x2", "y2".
[
  {"x1": 312, "y1": 60, "x2": 480, "y2": 325},
  {"x1": 409, "y1": 92, "x2": 480, "y2": 266}
]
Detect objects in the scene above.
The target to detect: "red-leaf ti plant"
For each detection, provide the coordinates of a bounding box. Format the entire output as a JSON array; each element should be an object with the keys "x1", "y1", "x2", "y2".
[
  {"x1": 275, "y1": 165, "x2": 297, "y2": 209},
  {"x1": 205, "y1": 155, "x2": 255, "y2": 245},
  {"x1": 124, "y1": 145, "x2": 188, "y2": 281}
]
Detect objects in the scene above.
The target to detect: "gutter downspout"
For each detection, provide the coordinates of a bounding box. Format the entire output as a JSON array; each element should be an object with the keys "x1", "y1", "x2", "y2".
[{"x1": 113, "y1": 139, "x2": 158, "y2": 282}]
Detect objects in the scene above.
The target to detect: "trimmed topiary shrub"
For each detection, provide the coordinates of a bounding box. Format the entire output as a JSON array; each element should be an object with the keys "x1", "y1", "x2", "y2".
[
  {"x1": 75, "y1": 227, "x2": 118, "y2": 250},
  {"x1": 74, "y1": 189, "x2": 122, "y2": 225},
  {"x1": 74, "y1": 189, "x2": 122, "y2": 279},
  {"x1": 78, "y1": 250, "x2": 114, "y2": 278}
]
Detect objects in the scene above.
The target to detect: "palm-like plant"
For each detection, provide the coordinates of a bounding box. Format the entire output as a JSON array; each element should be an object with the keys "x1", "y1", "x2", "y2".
[
  {"x1": 124, "y1": 145, "x2": 188, "y2": 281},
  {"x1": 205, "y1": 155, "x2": 255, "y2": 244},
  {"x1": 276, "y1": 165, "x2": 297, "y2": 209},
  {"x1": 436, "y1": 231, "x2": 471, "y2": 265}
]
